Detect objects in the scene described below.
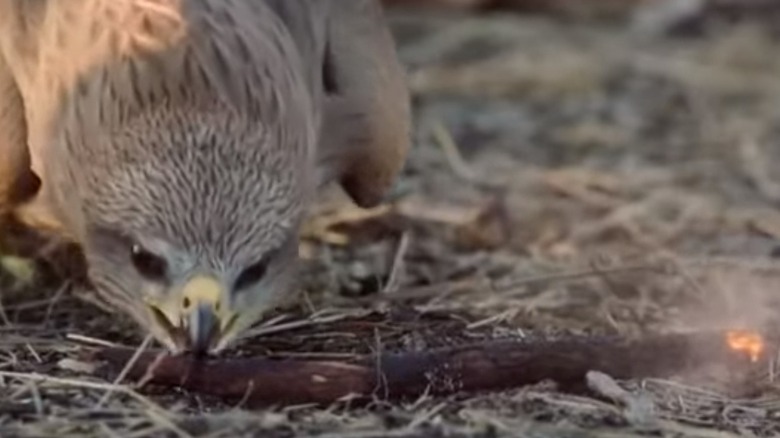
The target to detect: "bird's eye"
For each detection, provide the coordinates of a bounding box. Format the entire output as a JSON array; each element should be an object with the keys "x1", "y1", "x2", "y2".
[
  {"x1": 234, "y1": 258, "x2": 268, "y2": 291},
  {"x1": 130, "y1": 244, "x2": 168, "y2": 281}
]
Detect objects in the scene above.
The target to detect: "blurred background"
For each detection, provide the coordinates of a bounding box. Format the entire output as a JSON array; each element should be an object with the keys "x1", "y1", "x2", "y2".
[
  {"x1": 298, "y1": 0, "x2": 780, "y2": 332},
  {"x1": 377, "y1": 0, "x2": 780, "y2": 260}
]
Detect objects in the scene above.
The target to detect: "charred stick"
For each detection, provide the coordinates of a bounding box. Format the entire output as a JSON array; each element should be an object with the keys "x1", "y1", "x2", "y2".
[{"x1": 86, "y1": 330, "x2": 763, "y2": 408}]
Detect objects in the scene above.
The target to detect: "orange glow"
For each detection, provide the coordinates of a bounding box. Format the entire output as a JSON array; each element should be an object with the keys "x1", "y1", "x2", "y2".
[{"x1": 726, "y1": 330, "x2": 764, "y2": 363}]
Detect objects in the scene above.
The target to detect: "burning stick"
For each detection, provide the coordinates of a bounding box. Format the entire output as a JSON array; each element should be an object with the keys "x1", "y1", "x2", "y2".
[
  {"x1": 85, "y1": 330, "x2": 768, "y2": 408},
  {"x1": 726, "y1": 329, "x2": 765, "y2": 363}
]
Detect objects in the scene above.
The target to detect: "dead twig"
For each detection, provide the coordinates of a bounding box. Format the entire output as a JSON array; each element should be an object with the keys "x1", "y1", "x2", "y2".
[{"x1": 86, "y1": 330, "x2": 765, "y2": 408}]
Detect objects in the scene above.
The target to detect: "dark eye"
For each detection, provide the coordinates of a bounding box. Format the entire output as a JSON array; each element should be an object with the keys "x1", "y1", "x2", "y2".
[
  {"x1": 131, "y1": 244, "x2": 168, "y2": 281},
  {"x1": 234, "y1": 258, "x2": 268, "y2": 291}
]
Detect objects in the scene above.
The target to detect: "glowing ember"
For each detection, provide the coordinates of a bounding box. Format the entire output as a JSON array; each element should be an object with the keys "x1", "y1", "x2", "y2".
[{"x1": 726, "y1": 330, "x2": 764, "y2": 362}]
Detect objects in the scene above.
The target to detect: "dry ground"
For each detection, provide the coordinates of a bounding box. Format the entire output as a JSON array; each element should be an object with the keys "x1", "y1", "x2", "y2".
[{"x1": 3, "y1": 3, "x2": 780, "y2": 437}]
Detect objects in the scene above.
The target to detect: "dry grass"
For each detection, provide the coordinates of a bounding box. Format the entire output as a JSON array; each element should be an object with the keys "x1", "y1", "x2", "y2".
[{"x1": 4, "y1": 3, "x2": 780, "y2": 437}]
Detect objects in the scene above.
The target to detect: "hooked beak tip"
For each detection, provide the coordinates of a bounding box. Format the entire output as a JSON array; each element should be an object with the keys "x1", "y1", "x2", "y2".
[{"x1": 187, "y1": 303, "x2": 220, "y2": 355}]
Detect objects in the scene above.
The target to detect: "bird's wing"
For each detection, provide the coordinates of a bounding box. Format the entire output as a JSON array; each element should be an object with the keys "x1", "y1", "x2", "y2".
[
  {"x1": 262, "y1": 0, "x2": 328, "y2": 100},
  {"x1": 0, "y1": 53, "x2": 36, "y2": 210},
  {"x1": 314, "y1": 0, "x2": 412, "y2": 208},
  {"x1": 0, "y1": 16, "x2": 37, "y2": 212},
  {"x1": 0, "y1": 0, "x2": 188, "y2": 238}
]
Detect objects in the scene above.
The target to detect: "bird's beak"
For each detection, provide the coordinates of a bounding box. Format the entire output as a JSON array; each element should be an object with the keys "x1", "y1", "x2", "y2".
[
  {"x1": 146, "y1": 274, "x2": 237, "y2": 355},
  {"x1": 180, "y1": 275, "x2": 228, "y2": 354}
]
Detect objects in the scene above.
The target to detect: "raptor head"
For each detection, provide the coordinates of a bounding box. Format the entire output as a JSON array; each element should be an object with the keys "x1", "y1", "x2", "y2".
[
  {"x1": 33, "y1": 0, "x2": 328, "y2": 354},
  {"x1": 58, "y1": 101, "x2": 315, "y2": 355}
]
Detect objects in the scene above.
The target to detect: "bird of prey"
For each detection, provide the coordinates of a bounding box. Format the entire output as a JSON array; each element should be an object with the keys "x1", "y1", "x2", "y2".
[{"x1": 0, "y1": 0, "x2": 410, "y2": 355}]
